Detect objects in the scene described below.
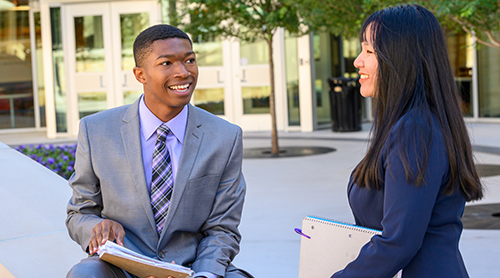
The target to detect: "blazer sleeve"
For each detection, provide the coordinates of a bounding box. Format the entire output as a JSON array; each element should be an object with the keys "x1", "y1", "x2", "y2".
[
  {"x1": 191, "y1": 127, "x2": 246, "y2": 275},
  {"x1": 65, "y1": 117, "x2": 105, "y2": 252},
  {"x1": 332, "y1": 126, "x2": 448, "y2": 277}
]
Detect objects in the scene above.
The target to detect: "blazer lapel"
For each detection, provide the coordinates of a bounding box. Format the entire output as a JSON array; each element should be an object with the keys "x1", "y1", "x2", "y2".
[
  {"x1": 160, "y1": 104, "x2": 203, "y2": 241},
  {"x1": 121, "y1": 99, "x2": 157, "y2": 233}
]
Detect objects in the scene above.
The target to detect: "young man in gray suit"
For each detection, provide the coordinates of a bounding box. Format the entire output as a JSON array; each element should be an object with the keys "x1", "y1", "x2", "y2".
[{"x1": 66, "y1": 24, "x2": 252, "y2": 278}]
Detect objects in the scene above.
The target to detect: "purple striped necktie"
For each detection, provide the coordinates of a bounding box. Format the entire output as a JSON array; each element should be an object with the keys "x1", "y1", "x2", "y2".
[{"x1": 151, "y1": 124, "x2": 174, "y2": 234}]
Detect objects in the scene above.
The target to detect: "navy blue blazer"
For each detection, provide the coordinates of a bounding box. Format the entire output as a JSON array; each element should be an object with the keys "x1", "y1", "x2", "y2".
[{"x1": 333, "y1": 112, "x2": 469, "y2": 278}]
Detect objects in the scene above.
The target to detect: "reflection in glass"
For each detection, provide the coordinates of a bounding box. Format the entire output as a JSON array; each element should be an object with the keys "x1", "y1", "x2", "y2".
[
  {"x1": 446, "y1": 31, "x2": 474, "y2": 117},
  {"x1": 120, "y1": 13, "x2": 149, "y2": 70},
  {"x1": 0, "y1": 5, "x2": 35, "y2": 129},
  {"x1": 285, "y1": 32, "x2": 300, "y2": 126},
  {"x1": 124, "y1": 90, "x2": 142, "y2": 105},
  {"x1": 314, "y1": 32, "x2": 332, "y2": 125},
  {"x1": 194, "y1": 88, "x2": 224, "y2": 115},
  {"x1": 74, "y1": 15, "x2": 105, "y2": 72},
  {"x1": 478, "y1": 36, "x2": 500, "y2": 118},
  {"x1": 78, "y1": 92, "x2": 107, "y2": 118},
  {"x1": 51, "y1": 7, "x2": 67, "y2": 132},
  {"x1": 193, "y1": 41, "x2": 223, "y2": 67},
  {"x1": 242, "y1": 86, "x2": 270, "y2": 114},
  {"x1": 34, "y1": 12, "x2": 46, "y2": 127},
  {"x1": 240, "y1": 40, "x2": 269, "y2": 65}
]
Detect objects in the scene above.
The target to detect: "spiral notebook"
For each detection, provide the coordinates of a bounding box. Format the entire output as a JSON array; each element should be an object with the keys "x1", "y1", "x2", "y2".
[{"x1": 297, "y1": 216, "x2": 402, "y2": 278}]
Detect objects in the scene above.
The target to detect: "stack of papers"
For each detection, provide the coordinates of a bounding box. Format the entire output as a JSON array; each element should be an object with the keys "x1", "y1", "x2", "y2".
[{"x1": 97, "y1": 240, "x2": 195, "y2": 278}]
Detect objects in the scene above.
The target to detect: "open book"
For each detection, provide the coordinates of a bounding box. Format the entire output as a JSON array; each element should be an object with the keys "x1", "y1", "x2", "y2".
[{"x1": 97, "y1": 240, "x2": 195, "y2": 278}]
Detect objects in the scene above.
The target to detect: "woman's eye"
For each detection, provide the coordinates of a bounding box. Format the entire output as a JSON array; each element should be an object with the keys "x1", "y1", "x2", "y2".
[{"x1": 367, "y1": 49, "x2": 374, "y2": 54}]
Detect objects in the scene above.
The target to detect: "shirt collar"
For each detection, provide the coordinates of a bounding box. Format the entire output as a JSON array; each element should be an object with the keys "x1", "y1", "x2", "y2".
[{"x1": 139, "y1": 95, "x2": 188, "y2": 144}]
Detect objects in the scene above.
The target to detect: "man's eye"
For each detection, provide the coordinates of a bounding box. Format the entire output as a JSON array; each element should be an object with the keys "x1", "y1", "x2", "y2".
[
  {"x1": 162, "y1": 61, "x2": 171, "y2": 66},
  {"x1": 186, "y1": 58, "x2": 196, "y2": 64}
]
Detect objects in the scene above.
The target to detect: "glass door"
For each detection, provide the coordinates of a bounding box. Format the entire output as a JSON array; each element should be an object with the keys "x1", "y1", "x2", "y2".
[
  {"x1": 192, "y1": 37, "x2": 232, "y2": 121},
  {"x1": 62, "y1": 1, "x2": 160, "y2": 136},
  {"x1": 110, "y1": 1, "x2": 161, "y2": 106},
  {"x1": 63, "y1": 3, "x2": 113, "y2": 136},
  {"x1": 231, "y1": 39, "x2": 272, "y2": 130}
]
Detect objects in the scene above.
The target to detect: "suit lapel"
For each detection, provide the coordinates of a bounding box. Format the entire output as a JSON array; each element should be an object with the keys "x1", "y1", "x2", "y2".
[
  {"x1": 121, "y1": 99, "x2": 157, "y2": 233},
  {"x1": 160, "y1": 104, "x2": 203, "y2": 241}
]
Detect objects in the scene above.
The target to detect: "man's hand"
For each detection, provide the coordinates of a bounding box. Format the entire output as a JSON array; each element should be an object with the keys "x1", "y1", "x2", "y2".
[{"x1": 89, "y1": 219, "x2": 125, "y2": 254}]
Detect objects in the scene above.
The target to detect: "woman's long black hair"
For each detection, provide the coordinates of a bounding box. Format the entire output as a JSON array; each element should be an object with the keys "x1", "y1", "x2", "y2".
[{"x1": 352, "y1": 4, "x2": 483, "y2": 201}]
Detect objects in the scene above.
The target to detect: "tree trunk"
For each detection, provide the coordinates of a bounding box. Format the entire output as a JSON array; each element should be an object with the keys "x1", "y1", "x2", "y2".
[{"x1": 267, "y1": 35, "x2": 280, "y2": 155}]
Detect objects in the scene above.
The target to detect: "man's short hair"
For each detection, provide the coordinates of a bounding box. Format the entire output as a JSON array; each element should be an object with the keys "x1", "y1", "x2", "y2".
[{"x1": 133, "y1": 24, "x2": 192, "y2": 67}]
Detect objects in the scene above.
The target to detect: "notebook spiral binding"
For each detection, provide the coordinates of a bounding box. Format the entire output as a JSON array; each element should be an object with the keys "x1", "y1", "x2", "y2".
[{"x1": 306, "y1": 215, "x2": 381, "y2": 235}]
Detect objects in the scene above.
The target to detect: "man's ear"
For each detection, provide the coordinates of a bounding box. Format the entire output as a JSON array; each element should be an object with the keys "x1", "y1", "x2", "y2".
[{"x1": 133, "y1": 67, "x2": 146, "y2": 84}]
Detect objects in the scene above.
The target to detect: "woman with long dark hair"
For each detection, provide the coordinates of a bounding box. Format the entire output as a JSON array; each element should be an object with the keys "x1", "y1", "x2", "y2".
[{"x1": 333, "y1": 5, "x2": 483, "y2": 277}]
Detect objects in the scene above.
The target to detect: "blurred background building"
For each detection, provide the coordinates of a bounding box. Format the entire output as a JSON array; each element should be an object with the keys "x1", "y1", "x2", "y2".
[{"x1": 1, "y1": 0, "x2": 499, "y2": 138}]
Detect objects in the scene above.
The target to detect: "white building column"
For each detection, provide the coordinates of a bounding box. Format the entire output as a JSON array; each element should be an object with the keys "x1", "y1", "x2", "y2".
[
  {"x1": 297, "y1": 33, "x2": 315, "y2": 132},
  {"x1": 40, "y1": 0, "x2": 56, "y2": 138}
]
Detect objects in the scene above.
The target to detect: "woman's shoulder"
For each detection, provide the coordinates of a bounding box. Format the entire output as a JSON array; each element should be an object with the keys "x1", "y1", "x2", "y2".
[{"x1": 388, "y1": 109, "x2": 445, "y2": 148}]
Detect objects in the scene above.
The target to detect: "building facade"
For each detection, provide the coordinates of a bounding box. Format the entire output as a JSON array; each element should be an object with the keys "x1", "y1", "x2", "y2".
[{"x1": 1, "y1": 0, "x2": 499, "y2": 138}]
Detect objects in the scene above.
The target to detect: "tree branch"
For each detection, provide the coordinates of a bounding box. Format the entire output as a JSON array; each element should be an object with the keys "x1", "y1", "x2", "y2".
[
  {"x1": 448, "y1": 14, "x2": 500, "y2": 49},
  {"x1": 485, "y1": 30, "x2": 500, "y2": 48}
]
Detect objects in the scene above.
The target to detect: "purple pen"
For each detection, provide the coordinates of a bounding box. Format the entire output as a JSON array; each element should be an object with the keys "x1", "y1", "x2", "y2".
[{"x1": 294, "y1": 228, "x2": 311, "y2": 239}]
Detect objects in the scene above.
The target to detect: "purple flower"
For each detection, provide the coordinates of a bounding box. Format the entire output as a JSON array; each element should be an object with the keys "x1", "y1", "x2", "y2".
[
  {"x1": 47, "y1": 157, "x2": 55, "y2": 164},
  {"x1": 67, "y1": 166, "x2": 74, "y2": 172},
  {"x1": 62, "y1": 155, "x2": 69, "y2": 161}
]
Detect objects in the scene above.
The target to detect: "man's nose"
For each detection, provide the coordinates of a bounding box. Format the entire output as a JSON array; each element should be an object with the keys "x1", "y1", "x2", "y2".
[{"x1": 173, "y1": 63, "x2": 189, "y2": 78}]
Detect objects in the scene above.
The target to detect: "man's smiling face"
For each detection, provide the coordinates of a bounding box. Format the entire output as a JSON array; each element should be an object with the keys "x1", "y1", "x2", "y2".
[{"x1": 134, "y1": 37, "x2": 198, "y2": 121}]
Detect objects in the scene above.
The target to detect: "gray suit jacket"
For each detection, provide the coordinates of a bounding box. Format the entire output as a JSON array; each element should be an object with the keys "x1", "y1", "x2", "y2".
[{"x1": 66, "y1": 99, "x2": 246, "y2": 276}]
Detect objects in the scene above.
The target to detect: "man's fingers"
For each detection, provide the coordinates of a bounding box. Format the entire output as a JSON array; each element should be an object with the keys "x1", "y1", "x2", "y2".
[
  {"x1": 88, "y1": 220, "x2": 126, "y2": 254},
  {"x1": 100, "y1": 221, "x2": 111, "y2": 245}
]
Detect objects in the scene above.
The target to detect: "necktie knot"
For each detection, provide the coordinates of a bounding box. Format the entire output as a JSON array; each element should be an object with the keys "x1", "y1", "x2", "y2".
[{"x1": 156, "y1": 124, "x2": 170, "y2": 142}]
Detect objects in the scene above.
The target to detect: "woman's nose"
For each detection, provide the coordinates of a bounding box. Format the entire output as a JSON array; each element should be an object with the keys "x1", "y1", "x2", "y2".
[{"x1": 353, "y1": 55, "x2": 363, "y2": 69}]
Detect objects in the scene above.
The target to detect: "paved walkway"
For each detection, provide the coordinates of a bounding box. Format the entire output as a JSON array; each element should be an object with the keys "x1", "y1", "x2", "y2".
[{"x1": 0, "y1": 121, "x2": 499, "y2": 277}]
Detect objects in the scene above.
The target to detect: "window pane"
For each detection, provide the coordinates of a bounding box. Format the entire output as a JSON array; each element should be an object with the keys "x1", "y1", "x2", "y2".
[
  {"x1": 193, "y1": 39, "x2": 223, "y2": 67},
  {"x1": 240, "y1": 40, "x2": 268, "y2": 65},
  {"x1": 314, "y1": 32, "x2": 331, "y2": 125},
  {"x1": 51, "y1": 7, "x2": 67, "y2": 132},
  {"x1": 0, "y1": 5, "x2": 35, "y2": 129},
  {"x1": 285, "y1": 32, "x2": 300, "y2": 126},
  {"x1": 194, "y1": 88, "x2": 224, "y2": 115},
  {"x1": 446, "y1": 30, "x2": 474, "y2": 117},
  {"x1": 120, "y1": 13, "x2": 149, "y2": 70},
  {"x1": 477, "y1": 37, "x2": 500, "y2": 118},
  {"x1": 74, "y1": 15, "x2": 105, "y2": 72},
  {"x1": 34, "y1": 12, "x2": 46, "y2": 127},
  {"x1": 124, "y1": 90, "x2": 142, "y2": 105},
  {"x1": 242, "y1": 86, "x2": 270, "y2": 114},
  {"x1": 78, "y1": 92, "x2": 107, "y2": 118}
]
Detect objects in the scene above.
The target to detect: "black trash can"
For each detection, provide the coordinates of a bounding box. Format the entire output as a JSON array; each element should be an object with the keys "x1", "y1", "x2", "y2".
[{"x1": 327, "y1": 77, "x2": 362, "y2": 132}]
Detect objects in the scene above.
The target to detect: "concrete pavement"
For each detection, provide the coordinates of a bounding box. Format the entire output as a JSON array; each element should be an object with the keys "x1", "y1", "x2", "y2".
[{"x1": 0, "y1": 121, "x2": 499, "y2": 277}]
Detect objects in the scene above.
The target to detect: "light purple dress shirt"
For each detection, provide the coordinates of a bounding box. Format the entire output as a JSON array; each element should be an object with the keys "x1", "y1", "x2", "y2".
[{"x1": 138, "y1": 96, "x2": 217, "y2": 278}]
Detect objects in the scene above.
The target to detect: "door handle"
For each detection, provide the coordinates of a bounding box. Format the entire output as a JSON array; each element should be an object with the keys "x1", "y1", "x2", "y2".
[
  {"x1": 217, "y1": 71, "x2": 223, "y2": 84},
  {"x1": 241, "y1": 69, "x2": 246, "y2": 83}
]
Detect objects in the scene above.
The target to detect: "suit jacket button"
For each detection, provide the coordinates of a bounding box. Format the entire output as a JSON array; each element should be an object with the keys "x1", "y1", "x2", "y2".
[{"x1": 158, "y1": 251, "x2": 165, "y2": 259}]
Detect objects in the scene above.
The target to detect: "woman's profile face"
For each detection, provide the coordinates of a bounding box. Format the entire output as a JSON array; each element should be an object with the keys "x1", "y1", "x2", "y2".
[{"x1": 354, "y1": 26, "x2": 378, "y2": 98}]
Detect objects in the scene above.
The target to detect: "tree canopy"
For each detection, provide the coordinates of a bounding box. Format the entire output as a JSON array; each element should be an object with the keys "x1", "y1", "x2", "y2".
[{"x1": 292, "y1": 0, "x2": 500, "y2": 49}]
